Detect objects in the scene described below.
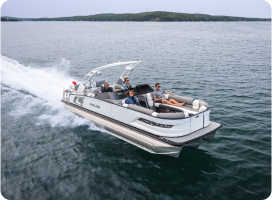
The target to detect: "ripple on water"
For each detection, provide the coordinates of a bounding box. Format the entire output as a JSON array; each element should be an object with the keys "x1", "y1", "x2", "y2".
[{"x1": 1, "y1": 22, "x2": 271, "y2": 200}]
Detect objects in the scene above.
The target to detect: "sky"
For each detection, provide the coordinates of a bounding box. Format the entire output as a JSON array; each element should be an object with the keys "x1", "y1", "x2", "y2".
[{"x1": 0, "y1": 0, "x2": 271, "y2": 19}]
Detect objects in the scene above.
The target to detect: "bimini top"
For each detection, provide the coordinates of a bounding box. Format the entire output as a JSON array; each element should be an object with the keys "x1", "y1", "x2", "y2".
[
  {"x1": 87, "y1": 61, "x2": 141, "y2": 78},
  {"x1": 76, "y1": 61, "x2": 142, "y2": 94}
]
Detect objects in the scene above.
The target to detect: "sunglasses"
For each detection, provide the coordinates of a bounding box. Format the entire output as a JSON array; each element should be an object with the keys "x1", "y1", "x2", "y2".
[
  {"x1": 129, "y1": 93, "x2": 133, "y2": 95},
  {"x1": 157, "y1": 86, "x2": 161, "y2": 88},
  {"x1": 126, "y1": 80, "x2": 129, "y2": 82}
]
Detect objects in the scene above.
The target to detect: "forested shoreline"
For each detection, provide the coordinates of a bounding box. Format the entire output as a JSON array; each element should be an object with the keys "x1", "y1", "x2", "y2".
[
  {"x1": 31, "y1": 11, "x2": 270, "y2": 22},
  {"x1": 1, "y1": 17, "x2": 22, "y2": 21}
]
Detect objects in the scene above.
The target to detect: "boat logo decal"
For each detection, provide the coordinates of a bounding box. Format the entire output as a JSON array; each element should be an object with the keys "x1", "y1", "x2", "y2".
[
  {"x1": 138, "y1": 118, "x2": 173, "y2": 128},
  {"x1": 90, "y1": 103, "x2": 100, "y2": 109}
]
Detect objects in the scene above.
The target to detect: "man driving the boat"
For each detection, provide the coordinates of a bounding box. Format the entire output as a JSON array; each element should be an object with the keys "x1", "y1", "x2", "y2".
[
  {"x1": 101, "y1": 82, "x2": 113, "y2": 93},
  {"x1": 124, "y1": 90, "x2": 141, "y2": 106},
  {"x1": 154, "y1": 83, "x2": 185, "y2": 107},
  {"x1": 123, "y1": 77, "x2": 134, "y2": 90}
]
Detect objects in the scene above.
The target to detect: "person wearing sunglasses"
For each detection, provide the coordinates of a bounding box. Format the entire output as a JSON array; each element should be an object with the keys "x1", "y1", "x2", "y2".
[
  {"x1": 154, "y1": 83, "x2": 185, "y2": 107},
  {"x1": 123, "y1": 77, "x2": 134, "y2": 90},
  {"x1": 124, "y1": 90, "x2": 141, "y2": 106},
  {"x1": 101, "y1": 82, "x2": 113, "y2": 92}
]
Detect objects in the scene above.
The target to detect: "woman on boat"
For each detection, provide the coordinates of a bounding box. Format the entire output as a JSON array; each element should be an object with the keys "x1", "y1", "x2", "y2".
[
  {"x1": 123, "y1": 77, "x2": 134, "y2": 90},
  {"x1": 125, "y1": 90, "x2": 141, "y2": 106}
]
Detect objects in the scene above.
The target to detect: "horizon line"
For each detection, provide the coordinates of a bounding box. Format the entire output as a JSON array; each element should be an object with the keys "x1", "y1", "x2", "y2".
[{"x1": 2, "y1": 11, "x2": 271, "y2": 19}]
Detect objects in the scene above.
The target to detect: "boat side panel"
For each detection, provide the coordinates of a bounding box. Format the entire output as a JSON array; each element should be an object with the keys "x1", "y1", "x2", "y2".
[
  {"x1": 111, "y1": 103, "x2": 191, "y2": 137},
  {"x1": 130, "y1": 118, "x2": 191, "y2": 137},
  {"x1": 204, "y1": 109, "x2": 210, "y2": 127},
  {"x1": 63, "y1": 99, "x2": 222, "y2": 147},
  {"x1": 111, "y1": 102, "x2": 149, "y2": 125},
  {"x1": 69, "y1": 95, "x2": 113, "y2": 119},
  {"x1": 190, "y1": 113, "x2": 204, "y2": 132},
  {"x1": 69, "y1": 94, "x2": 189, "y2": 124},
  {"x1": 68, "y1": 95, "x2": 209, "y2": 137}
]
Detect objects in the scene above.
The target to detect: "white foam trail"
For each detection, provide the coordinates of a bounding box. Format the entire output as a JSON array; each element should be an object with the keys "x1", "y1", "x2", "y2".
[
  {"x1": 1, "y1": 55, "x2": 71, "y2": 107},
  {"x1": 1, "y1": 86, "x2": 47, "y2": 117},
  {"x1": 1, "y1": 55, "x2": 101, "y2": 129}
]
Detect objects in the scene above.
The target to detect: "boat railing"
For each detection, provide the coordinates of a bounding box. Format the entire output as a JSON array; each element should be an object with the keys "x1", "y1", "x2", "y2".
[{"x1": 63, "y1": 90, "x2": 72, "y2": 102}]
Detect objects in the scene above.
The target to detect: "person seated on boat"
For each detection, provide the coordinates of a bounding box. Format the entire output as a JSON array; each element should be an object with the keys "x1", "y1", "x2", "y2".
[
  {"x1": 123, "y1": 77, "x2": 134, "y2": 90},
  {"x1": 154, "y1": 83, "x2": 185, "y2": 107},
  {"x1": 101, "y1": 82, "x2": 113, "y2": 92},
  {"x1": 124, "y1": 90, "x2": 141, "y2": 106}
]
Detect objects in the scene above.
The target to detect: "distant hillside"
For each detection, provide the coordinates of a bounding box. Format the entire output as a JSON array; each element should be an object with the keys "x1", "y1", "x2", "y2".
[
  {"x1": 1, "y1": 16, "x2": 32, "y2": 21},
  {"x1": 1, "y1": 17, "x2": 22, "y2": 21},
  {"x1": 31, "y1": 11, "x2": 271, "y2": 22}
]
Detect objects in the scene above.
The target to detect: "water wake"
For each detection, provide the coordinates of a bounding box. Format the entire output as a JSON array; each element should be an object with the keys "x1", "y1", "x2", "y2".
[{"x1": 1, "y1": 55, "x2": 99, "y2": 129}]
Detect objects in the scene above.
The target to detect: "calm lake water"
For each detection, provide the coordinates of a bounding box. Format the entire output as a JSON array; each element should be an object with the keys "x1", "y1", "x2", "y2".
[{"x1": 1, "y1": 21, "x2": 271, "y2": 200}]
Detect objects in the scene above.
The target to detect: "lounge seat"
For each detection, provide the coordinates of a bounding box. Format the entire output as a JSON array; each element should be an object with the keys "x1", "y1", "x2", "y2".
[
  {"x1": 154, "y1": 103, "x2": 191, "y2": 116},
  {"x1": 167, "y1": 94, "x2": 209, "y2": 113},
  {"x1": 146, "y1": 92, "x2": 196, "y2": 115},
  {"x1": 122, "y1": 103, "x2": 187, "y2": 119}
]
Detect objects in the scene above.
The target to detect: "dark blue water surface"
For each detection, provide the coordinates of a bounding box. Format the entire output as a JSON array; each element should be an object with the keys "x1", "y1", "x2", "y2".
[{"x1": 1, "y1": 21, "x2": 271, "y2": 200}]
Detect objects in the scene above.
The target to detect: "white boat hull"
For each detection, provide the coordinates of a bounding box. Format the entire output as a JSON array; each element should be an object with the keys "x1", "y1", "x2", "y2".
[
  {"x1": 63, "y1": 100, "x2": 221, "y2": 158},
  {"x1": 69, "y1": 94, "x2": 210, "y2": 137}
]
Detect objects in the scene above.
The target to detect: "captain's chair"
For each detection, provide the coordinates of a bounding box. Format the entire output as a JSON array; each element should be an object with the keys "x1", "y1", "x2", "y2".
[{"x1": 146, "y1": 92, "x2": 156, "y2": 111}]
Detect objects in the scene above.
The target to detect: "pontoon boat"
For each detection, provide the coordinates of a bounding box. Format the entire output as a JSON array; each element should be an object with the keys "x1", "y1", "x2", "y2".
[{"x1": 62, "y1": 61, "x2": 222, "y2": 158}]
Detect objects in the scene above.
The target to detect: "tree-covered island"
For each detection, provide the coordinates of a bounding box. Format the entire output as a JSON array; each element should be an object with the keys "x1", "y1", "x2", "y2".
[{"x1": 31, "y1": 11, "x2": 270, "y2": 22}]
